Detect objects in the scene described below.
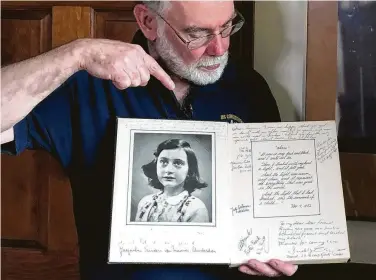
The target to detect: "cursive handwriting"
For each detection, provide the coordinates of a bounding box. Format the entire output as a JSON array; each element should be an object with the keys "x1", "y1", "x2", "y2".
[
  {"x1": 316, "y1": 138, "x2": 338, "y2": 163},
  {"x1": 231, "y1": 146, "x2": 252, "y2": 173},
  {"x1": 277, "y1": 219, "x2": 347, "y2": 259},
  {"x1": 252, "y1": 140, "x2": 319, "y2": 216},
  {"x1": 238, "y1": 229, "x2": 269, "y2": 256},
  {"x1": 231, "y1": 122, "x2": 332, "y2": 143},
  {"x1": 231, "y1": 122, "x2": 337, "y2": 164},
  {"x1": 230, "y1": 204, "x2": 252, "y2": 216},
  {"x1": 118, "y1": 243, "x2": 143, "y2": 256},
  {"x1": 123, "y1": 118, "x2": 228, "y2": 136},
  {"x1": 286, "y1": 245, "x2": 347, "y2": 259},
  {"x1": 118, "y1": 239, "x2": 217, "y2": 257},
  {"x1": 252, "y1": 140, "x2": 320, "y2": 217}
]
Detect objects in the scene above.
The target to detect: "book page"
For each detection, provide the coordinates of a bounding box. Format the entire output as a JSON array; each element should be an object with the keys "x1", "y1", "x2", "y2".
[
  {"x1": 228, "y1": 121, "x2": 350, "y2": 266},
  {"x1": 108, "y1": 119, "x2": 231, "y2": 264}
]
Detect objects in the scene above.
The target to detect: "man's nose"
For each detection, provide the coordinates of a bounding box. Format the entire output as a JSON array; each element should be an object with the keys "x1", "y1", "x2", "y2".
[{"x1": 205, "y1": 34, "x2": 228, "y2": 56}]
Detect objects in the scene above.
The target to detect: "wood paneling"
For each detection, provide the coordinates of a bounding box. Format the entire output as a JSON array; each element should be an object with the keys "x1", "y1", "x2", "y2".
[
  {"x1": 305, "y1": 1, "x2": 338, "y2": 121},
  {"x1": 340, "y1": 153, "x2": 376, "y2": 219},
  {"x1": 52, "y1": 6, "x2": 93, "y2": 48},
  {"x1": 2, "y1": 248, "x2": 79, "y2": 280},
  {"x1": 1, "y1": 10, "x2": 51, "y2": 65},
  {"x1": 1, "y1": 9, "x2": 53, "y2": 250},
  {"x1": 44, "y1": 151, "x2": 78, "y2": 251},
  {"x1": 1, "y1": 1, "x2": 136, "y2": 10},
  {"x1": 1, "y1": 4, "x2": 80, "y2": 280},
  {"x1": 1, "y1": 150, "x2": 79, "y2": 279},
  {"x1": 1, "y1": 151, "x2": 48, "y2": 247},
  {"x1": 94, "y1": 10, "x2": 139, "y2": 43}
]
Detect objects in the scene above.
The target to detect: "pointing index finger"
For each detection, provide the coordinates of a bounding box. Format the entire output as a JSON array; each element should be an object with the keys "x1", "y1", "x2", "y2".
[{"x1": 146, "y1": 56, "x2": 175, "y2": 90}]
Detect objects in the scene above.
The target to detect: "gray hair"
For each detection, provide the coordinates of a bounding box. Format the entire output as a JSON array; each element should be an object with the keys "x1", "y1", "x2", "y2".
[
  {"x1": 143, "y1": 1, "x2": 170, "y2": 16},
  {"x1": 143, "y1": 1, "x2": 171, "y2": 35}
]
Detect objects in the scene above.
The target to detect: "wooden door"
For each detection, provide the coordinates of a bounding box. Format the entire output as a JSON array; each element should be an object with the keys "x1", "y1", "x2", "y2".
[
  {"x1": 1, "y1": 6, "x2": 81, "y2": 280},
  {"x1": 0, "y1": 3, "x2": 137, "y2": 279},
  {"x1": 1, "y1": 2, "x2": 255, "y2": 280}
]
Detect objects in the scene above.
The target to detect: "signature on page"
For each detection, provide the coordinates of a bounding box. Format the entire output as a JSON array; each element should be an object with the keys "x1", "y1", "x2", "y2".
[
  {"x1": 230, "y1": 204, "x2": 252, "y2": 216},
  {"x1": 238, "y1": 229, "x2": 270, "y2": 255}
]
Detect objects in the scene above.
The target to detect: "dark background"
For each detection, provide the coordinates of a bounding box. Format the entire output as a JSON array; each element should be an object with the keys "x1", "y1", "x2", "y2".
[{"x1": 337, "y1": 1, "x2": 376, "y2": 154}]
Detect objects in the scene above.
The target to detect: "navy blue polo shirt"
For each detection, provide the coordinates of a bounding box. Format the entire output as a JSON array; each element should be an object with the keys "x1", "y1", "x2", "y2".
[{"x1": 2, "y1": 31, "x2": 280, "y2": 280}]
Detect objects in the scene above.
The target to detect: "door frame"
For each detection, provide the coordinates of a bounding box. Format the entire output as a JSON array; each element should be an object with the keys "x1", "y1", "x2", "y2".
[{"x1": 304, "y1": 1, "x2": 376, "y2": 221}]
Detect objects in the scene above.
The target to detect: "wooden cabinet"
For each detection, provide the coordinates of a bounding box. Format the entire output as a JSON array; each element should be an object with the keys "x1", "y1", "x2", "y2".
[{"x1": 1, "y1": 2, "x2": 255, "y2": 279}]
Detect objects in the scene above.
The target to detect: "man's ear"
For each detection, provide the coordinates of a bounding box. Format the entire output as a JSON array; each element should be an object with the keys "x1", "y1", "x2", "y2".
[{"x1": 133, "y1": 4, "x2": 158, "y2": 41}]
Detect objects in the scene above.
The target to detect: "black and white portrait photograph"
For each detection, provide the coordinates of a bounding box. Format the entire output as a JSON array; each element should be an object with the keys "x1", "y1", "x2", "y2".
[{"x1": 127, "y1": 132, "x2": 214, "y2": 225}]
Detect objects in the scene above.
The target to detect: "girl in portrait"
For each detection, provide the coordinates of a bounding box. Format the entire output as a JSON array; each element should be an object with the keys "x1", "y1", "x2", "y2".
[{"x1": 135, "y1": 139, "x2": 210, "y2": 223}]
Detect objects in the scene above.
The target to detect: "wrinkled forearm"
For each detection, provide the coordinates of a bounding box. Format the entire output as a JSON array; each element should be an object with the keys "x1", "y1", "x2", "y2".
[{"x1": 0, "y1": 40, "x2": 84, "y2": 132}]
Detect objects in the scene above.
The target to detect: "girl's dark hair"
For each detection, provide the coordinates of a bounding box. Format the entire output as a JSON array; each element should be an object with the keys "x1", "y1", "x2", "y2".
[{"x1": 142, "y1": 139, "x2": 208, "y2": 194}]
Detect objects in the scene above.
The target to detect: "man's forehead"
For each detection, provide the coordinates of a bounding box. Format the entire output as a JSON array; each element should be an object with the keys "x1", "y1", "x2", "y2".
[{"x1": 167, "y1": 0, "x2": 235, "y2": 29}]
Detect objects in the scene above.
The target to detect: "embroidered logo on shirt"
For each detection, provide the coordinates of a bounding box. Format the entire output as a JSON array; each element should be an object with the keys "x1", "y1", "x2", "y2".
[{"x1": 220, "y1": 114, "x2": 243, "y2": 123}]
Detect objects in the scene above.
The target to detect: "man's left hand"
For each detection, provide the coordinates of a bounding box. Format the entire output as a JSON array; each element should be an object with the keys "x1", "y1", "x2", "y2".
[{"x1": 239, "y1": 259, "x2": 298, "y2": 277}]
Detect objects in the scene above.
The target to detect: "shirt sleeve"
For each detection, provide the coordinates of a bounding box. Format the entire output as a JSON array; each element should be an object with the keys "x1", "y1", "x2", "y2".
[
  {"x1": 1, "y1": 118, "x2": 29, "y2": 156},
  {"x1": 0, "y1": 72, "x2": 80, "y2": 168}
]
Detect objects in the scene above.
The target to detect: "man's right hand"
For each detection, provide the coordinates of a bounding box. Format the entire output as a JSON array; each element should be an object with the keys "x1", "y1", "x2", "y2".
[
  {"x1": 77, "y1": 38, "x2": 175, "y2": 90},
  {"x1": 1, "y1": 37, "x2": 175, "y2": 135}
]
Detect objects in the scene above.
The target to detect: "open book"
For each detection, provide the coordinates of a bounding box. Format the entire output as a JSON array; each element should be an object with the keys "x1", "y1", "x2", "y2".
[{"x1": 108, "y1": 118, "x2": 350, "y2": 266}]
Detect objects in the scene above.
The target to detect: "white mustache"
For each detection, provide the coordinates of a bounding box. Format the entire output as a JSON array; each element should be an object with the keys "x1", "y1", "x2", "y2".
[{"x1": 197, "y1": 53, "x2": 228, "y2": 67}]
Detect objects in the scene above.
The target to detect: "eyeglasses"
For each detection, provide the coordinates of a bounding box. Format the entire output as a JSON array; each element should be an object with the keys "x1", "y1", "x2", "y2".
[{"x1": 150, "y1": 9, "x2": 245, "y2": 50}]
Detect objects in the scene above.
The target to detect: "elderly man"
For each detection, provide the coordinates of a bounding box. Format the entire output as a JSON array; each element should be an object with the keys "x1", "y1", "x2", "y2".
[{"x1": 1, "y1": 1, "x2": 298, "y2": 279}]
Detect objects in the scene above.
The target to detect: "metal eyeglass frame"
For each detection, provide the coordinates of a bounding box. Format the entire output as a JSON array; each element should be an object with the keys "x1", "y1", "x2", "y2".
[{"x1": 149, "y1": 8, "x2": 245, "y2": 50}]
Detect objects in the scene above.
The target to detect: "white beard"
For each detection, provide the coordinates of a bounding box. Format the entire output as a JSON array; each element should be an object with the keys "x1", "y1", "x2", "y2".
[{"x1": 154, "y1": 35, "x2": 229, "y2": 85}]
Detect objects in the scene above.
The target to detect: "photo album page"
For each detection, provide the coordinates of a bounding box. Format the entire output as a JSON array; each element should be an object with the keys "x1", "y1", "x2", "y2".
[
  {"x1": 227, "y1": 121, "x2": 350, "y2": 266},
  {"x1": 108, "y1": 118, "x2": 350, "y2": 266},
  {"x1": 108, "y1": 118, "x2": 232, "y2": 264}
]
